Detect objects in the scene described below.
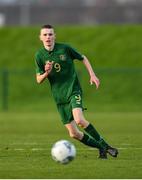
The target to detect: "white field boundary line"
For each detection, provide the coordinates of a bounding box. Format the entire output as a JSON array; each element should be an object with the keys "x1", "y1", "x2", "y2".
[
  {"x1": 10, "y1": 143, "x2": 133, "y2": 146},
  {"x1": 0, "y1": 147, "x2": 142, "y2": 151}
]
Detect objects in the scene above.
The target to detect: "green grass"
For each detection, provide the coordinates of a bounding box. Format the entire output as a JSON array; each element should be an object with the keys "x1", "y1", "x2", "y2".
[{"x1": 0, "y1": 111, "x2": 142, "y2": 179}]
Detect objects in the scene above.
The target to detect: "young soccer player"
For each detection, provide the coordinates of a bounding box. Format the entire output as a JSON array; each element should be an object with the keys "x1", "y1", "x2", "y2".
[{"x1": 35, "y1": 24, "x2": 118, "y2": 159}]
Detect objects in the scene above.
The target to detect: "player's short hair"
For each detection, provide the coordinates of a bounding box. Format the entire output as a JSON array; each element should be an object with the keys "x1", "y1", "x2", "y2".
[{"x1": 41, "y1": 24, "x2": 54, "y2": 29}]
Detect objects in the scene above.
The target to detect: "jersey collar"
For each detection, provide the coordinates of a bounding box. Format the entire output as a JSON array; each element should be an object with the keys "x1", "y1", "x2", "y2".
[{"x1": 43, "y1": 43, "x2": 57, "y2": 54}]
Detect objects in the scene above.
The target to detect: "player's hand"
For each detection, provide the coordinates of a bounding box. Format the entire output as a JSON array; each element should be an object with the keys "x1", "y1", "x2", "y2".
[
  {"x1": 45, "y1": 61, "x2": 54, "y2": 74},
  {"x1": 90, "y1": 74, "x2": 100, "y2": 89}
]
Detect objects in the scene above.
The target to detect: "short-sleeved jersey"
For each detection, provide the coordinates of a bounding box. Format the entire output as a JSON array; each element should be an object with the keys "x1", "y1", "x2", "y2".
[{"x1": 35, "y1": 43, "x2": 84, "y2": 104}]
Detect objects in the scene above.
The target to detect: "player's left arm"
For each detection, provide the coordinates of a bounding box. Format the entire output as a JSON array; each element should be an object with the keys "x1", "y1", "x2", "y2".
[{"x1": 82, "y1": 55, "x2": 100, "y2": 89}]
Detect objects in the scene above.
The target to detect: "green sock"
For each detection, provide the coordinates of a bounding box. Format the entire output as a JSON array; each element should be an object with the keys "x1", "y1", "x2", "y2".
[
  {"x1": 80, "y1": 133, "x2": 105, "y2": 150},
  {"x1": 84, "y1": 123, "x2": 109, "y2": 149}
]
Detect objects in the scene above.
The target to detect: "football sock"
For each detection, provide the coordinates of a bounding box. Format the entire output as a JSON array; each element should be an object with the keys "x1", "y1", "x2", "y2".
[
  {"x1": 84, "y1": 123, "x2": 109, "y2": 149},
  {"x1": 80, "y1": 133, "x2": 105, "y2": 150}
]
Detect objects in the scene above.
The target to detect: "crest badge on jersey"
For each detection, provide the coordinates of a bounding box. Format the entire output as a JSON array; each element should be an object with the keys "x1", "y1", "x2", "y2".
[{"x1": 59, "y1": 55, "x2": 66, "y2": 61}]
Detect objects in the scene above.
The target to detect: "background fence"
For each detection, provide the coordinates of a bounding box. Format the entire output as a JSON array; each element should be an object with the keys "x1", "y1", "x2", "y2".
[
  {"x1": 1, "y1": 68, "x2": 142, "y2": 112},
  {"x1": 0, "y1": 0, "x2": 142, "y2": 26}
]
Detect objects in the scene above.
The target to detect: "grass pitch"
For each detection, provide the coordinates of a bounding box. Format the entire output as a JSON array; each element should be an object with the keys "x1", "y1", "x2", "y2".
[{"x1": 0, "y1": 111, "x2": 142, "y2": 179}]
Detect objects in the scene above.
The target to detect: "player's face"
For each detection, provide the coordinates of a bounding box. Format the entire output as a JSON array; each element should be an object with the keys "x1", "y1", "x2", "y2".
[{"x1": 40, "y1": 28, "x2": 55, "y2": 48}]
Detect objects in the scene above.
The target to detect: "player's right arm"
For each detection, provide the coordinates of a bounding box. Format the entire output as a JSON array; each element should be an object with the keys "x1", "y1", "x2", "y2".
[
  {"x1": 36, "y1": 72, "x2": 48, "y2": 84},
  {"x1": 36, "y1": 61, "x2": 53, "y2": 84}
]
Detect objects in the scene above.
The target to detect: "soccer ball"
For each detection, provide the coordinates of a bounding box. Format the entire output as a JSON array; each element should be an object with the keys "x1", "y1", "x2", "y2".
[{"x1": 51, "y1": 140, "x2": 76, "y2": 164}]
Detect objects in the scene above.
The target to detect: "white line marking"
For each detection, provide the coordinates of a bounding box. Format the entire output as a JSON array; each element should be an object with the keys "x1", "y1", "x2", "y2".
[
  {"x1": 11, "y1": 142, "x2": 38, "y2": 145},
  {"x1": 1, "y1": 147, "x2": 142, "y2": 151},
  {"x1": 9, "y1": 143, "x2": 134, "y2": 146},
  {"x1": 14, "y1": 148, "x2": 25, "y2": 151}
]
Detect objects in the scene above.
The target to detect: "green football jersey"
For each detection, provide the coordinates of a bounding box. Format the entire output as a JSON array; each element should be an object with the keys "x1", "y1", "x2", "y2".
[{"x1": 35, "y1": 43, "x2": 84, "y2": 104}]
